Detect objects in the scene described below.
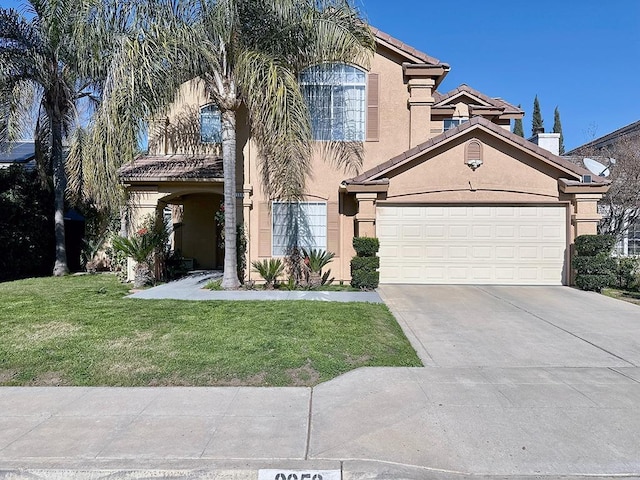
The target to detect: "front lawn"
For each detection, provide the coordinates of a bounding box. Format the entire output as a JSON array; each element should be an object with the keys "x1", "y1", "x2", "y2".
[{"x1": 0, "y1": 275, "x2": 420, "y2": 386}]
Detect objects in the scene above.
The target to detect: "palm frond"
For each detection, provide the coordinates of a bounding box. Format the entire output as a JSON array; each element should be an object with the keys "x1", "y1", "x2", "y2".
[{"x1": 236, "y1": 49, "x2": 313, "y2": 201}]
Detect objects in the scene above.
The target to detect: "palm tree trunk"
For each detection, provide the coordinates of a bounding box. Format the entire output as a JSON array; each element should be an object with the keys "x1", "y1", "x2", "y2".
[
  {"x1": 50, "y1": 111, "x2": 69, "y2": 277},
  {"x1": 220, "y1": 108, "x2": 240, "y2": 289}
]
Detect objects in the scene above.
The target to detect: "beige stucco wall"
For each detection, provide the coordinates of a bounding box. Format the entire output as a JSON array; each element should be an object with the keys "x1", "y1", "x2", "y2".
[{"x1": 381, "y1": 131, "x2": 564, "y2": 204}]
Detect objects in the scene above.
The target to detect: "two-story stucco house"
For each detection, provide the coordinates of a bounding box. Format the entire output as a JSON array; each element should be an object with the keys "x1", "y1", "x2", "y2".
[{"x1": 119, "y1": 27, "x2": 608, "y2": 286}]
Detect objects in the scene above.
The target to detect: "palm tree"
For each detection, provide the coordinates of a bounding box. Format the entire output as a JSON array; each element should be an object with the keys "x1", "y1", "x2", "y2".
[
  {"x1": 0, "y1": 0, "x2": 126, "y2": 276},
  {"x1": 94, "y1": 0, "x2": 375, "y2": 289}
]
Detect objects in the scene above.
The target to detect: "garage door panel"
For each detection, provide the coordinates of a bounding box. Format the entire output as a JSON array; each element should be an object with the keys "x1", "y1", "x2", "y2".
[{"x1": 377, "y1": 205, "x2": 566, "y2": 285}]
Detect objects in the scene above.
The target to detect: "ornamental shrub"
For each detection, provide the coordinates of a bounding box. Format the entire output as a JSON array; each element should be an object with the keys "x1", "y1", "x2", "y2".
[
  {"x1": 350, "y1": 236, "x2": 380, "y2": 290},
  {"x1": 573, "y1": 234, "x2": 616, "y2": 292},
  {"x1": 351, "y1": 268, "x2": 380, "y2": 290},
  {"x1": 574, "y1": 234, "x2": 615, "y2": 257},
  {"x1": 352, "y1": 237, "x2": 380, "y2": 257},
  {"x1": 351, "y1": 256, "x2": 380, "y2": 272},
  {"x1": 614, "y1": 256, "x2": 640, "y2": 291}
]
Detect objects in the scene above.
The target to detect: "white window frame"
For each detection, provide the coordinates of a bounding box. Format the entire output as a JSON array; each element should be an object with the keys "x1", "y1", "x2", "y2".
[
  {"x1": 272, "y1": 201, "x2": 327, "y2": 256},
  {"x1": 443, "y1": 117, "x2": 469, "y2": 131},
  {"x1": 300, "y1": 63, "x2": 366, "y2": 141}
]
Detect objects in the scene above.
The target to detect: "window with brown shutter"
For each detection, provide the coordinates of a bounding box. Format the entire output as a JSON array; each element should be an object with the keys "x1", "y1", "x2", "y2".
[{"x1": 366, "y1": 73, "x2": 379, "y2": 142}]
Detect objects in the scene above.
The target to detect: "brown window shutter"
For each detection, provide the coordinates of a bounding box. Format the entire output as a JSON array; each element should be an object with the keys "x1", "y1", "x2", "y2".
[
  {"x1": 327, "y1": 201, "x2": 340, "y2": 257},
  {"x1": 258, "y1": 202, "x2": 272, "y2": 257},
  {"x1": 366, "y1": 73, "x2": 379, "y2": 142}
]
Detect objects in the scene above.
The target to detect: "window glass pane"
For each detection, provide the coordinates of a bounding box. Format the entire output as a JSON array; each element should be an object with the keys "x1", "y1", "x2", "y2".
[
  {"x1": 443, "y1": 118, "x2": 469, "y2": 131},
  {"x1": 200, "y1": 105, "x2": 221, "y2": 143},
  {"x1": 272, "y1": 202, "x2": 327, "y2": 256},
  {"x1": 300, "y1": 63, "x2": 366, "y2": 141},
  {"x1": 629, "y1": 221, "x2": 640, "y2": 255}
]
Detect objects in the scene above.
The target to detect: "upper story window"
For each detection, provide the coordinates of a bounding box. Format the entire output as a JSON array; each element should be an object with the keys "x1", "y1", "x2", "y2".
[
  {"x1": 200, "y1": 104, "x2": 222, "y2": 143},
  {"x1": 300, "y1": 63, "x2": 366, "y2": 141},
  {"x1": 443, "y1": 117, "x2": 469, "y2": 131}
]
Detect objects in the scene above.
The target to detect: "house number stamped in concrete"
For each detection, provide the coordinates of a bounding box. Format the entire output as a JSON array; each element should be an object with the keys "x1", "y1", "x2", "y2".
[{"x1": 258, "y1": 469, "x2": 341, "y2": 480}]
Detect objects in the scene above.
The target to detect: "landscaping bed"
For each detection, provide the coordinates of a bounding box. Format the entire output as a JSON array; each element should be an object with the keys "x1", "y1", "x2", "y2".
[
  {"x1": 0, "y1": 274, "x2": 420, "y2": 387},
  {"x1": 602, "y1": 288, "x2": 640, "y2": 307}
]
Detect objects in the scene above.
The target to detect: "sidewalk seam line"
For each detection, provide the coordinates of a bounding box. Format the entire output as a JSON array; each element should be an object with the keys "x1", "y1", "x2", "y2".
[{"x1": 304, "y1": 387, "x2": 313, "y2": 460}]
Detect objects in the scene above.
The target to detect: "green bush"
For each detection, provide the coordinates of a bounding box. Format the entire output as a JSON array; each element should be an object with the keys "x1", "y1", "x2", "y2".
[
  {"x1": 350, "y1": 256, "x2": 380, "y2": 272},
  {"x1": 575, "y1": 234, "x2": 615, "y2": 256},
  {"x1": 352, "y1": 237, "x2": 379, "y2": 257},
  {"x1": 573, "y1": 234, "x2": 616, "y2": 293},
  {"x1": 351, "y1": 269, "x2": 380, "y2": 290},
  {"x1": 573, "y1": 254, "x2": 617, "y2": 275},
  {"x1": 350, "y1": 236, "x2": 380, "y2": 290},
  {"x1": 614, "y1": 256, "x2": 640, "y2": 290},
  {"x1": 575, "y1": 274, "x2": 615, "y2": 292}
]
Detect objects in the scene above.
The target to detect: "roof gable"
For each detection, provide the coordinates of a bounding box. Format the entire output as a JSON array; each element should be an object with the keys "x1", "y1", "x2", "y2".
[
  {"x1": 345, "y1": 117, "x2": 606, "y2": 186},
  {"x1": 433, "y1": 84, "x2": 522, "y2": 117}
]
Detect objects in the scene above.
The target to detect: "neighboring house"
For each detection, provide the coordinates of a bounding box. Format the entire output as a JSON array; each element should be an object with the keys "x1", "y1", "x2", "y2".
[
  {"x1": 119, "y1": 27, "x2": 608, "y2": 286},
  {"x1": 0, "y1": 141, "x2": 36, "y2": 170},
  {"x1": 566, "y1": 120, "x2": 640, "y2": 256}
]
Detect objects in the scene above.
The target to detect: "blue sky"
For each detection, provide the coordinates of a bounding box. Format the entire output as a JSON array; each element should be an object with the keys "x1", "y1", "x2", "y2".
[
  {"x1": 358, "y1": 0, "x2": 640, "y2": 150},
  {"x1": 4, "y1": 0, "x2": 638, "y2": 150}
]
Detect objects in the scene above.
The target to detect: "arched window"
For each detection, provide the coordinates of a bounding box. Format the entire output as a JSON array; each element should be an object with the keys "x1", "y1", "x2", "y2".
[
  {"x1": 300, "y1": 63, "x2": 366, "y2": 141},
  {"x1": 200, "y1": 104, "x2": 221, "y2": 143}
]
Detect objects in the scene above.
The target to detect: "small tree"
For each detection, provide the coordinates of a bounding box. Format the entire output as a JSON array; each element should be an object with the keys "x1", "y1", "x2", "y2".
[
  {"x1": 553, "y1": 106, "x2": 565, "y2": 154},
  {"x1": 532, "y1": 95, "x2": 544, "y2": 135},
  {"x1": 513, "y1": 104, "x2": 524, "y2": 137},
  {"x1": 573, "y1": 134, "x2": 640, "y2": 240}
]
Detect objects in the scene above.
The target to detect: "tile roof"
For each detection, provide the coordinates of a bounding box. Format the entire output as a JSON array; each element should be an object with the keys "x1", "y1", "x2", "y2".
[
  {"x1": 433, "y1": 84, "x2": 522, "y2": 115},
  {"x1": 566, "y1": 120, "x2": 640, "y2": 155},
  {"x1": 119, "y1": 154, "x2": 223, "y2": 182},
  {"x1": 371, "y1": 26, "x2": 444, "y2": 66},
  {"x1": 345, "y1": 116, "x2": 607, "y2": 185}
]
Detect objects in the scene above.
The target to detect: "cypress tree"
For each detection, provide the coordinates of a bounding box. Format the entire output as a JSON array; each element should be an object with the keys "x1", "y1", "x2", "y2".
[
  {"x1": 553, "y1": 106, "x2": 565, "y2": 154},
  {"x1": 513, "y1": 104, "x2": 524, "y2": 137},
  {"x1": 532, "y1": 95, "x2": 543, "y2": 135}
]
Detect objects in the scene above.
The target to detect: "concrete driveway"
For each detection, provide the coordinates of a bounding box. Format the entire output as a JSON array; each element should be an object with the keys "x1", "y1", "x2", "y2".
[
  {"x1": 309, "y1": 285, "x2": 640, "y2": 476},
  {"x1": 379, "y1": 285, "x2": 640, "y2": 368}
]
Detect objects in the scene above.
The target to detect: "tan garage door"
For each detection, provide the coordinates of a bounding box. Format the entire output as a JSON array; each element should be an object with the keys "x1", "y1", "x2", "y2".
[{"x1": 377, "y1": 205, "x2": 567, "y2": 285}]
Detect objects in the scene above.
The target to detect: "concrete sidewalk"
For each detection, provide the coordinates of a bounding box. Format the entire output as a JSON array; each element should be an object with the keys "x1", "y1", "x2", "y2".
[
  {"x1": 128, "y1": 271, "x2": 383, "y2": 303},
  {"x1": 2, "y1": 366, "x2": 640, "y2": 479}
]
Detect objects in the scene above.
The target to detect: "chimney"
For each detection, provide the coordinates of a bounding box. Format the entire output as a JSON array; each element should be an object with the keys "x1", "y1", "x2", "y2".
[{"x1": 528, "y1": 129, "x2": 561, "y2": 156}]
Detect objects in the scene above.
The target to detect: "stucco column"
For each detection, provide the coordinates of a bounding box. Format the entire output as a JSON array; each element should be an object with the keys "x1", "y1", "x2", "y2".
[
  {"x1": 241, "y1": 184, "x2": 253, "y2": 282},
  {"x1": 408, "y1": 77, "x2": 435, "y2": 148},
  {"x1": 355, "y1": 193, "x2": 377, "y2": 238},
  {"x1": 126, "y1": 189, "x2": 163, "y2": 281},
  {"x1": 572, "y1": 193, "x2": 603, "y2": 237}
]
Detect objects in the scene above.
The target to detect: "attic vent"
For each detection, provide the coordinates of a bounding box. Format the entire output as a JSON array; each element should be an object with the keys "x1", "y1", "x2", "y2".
[{"x1": 465, "y1": 140, "x2": 483, "y2": 171}]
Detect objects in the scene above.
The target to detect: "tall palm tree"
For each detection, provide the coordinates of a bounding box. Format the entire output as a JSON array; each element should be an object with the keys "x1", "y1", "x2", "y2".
[
  {"x1": 0, "y1": 0, "x2": 127, "y2": 276},
  {"x1": 94, "y1": 0, "x2": 375, "y2": 288}
]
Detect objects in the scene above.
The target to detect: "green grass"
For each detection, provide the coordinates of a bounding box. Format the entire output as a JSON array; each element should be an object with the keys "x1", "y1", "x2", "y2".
[{"x1": 0, "y1": 274, "x2": 421, "y2": 387}]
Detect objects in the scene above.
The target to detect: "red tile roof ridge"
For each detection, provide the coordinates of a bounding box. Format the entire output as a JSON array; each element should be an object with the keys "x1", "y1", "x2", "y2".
[{"x1": 370, "y1": 26, "x2": 443, "y2": 66}]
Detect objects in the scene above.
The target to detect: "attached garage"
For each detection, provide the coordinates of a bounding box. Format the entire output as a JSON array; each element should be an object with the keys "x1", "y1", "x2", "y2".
[{"x1": 377, "y1": 205, "x2": 567, "y2": 285}]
